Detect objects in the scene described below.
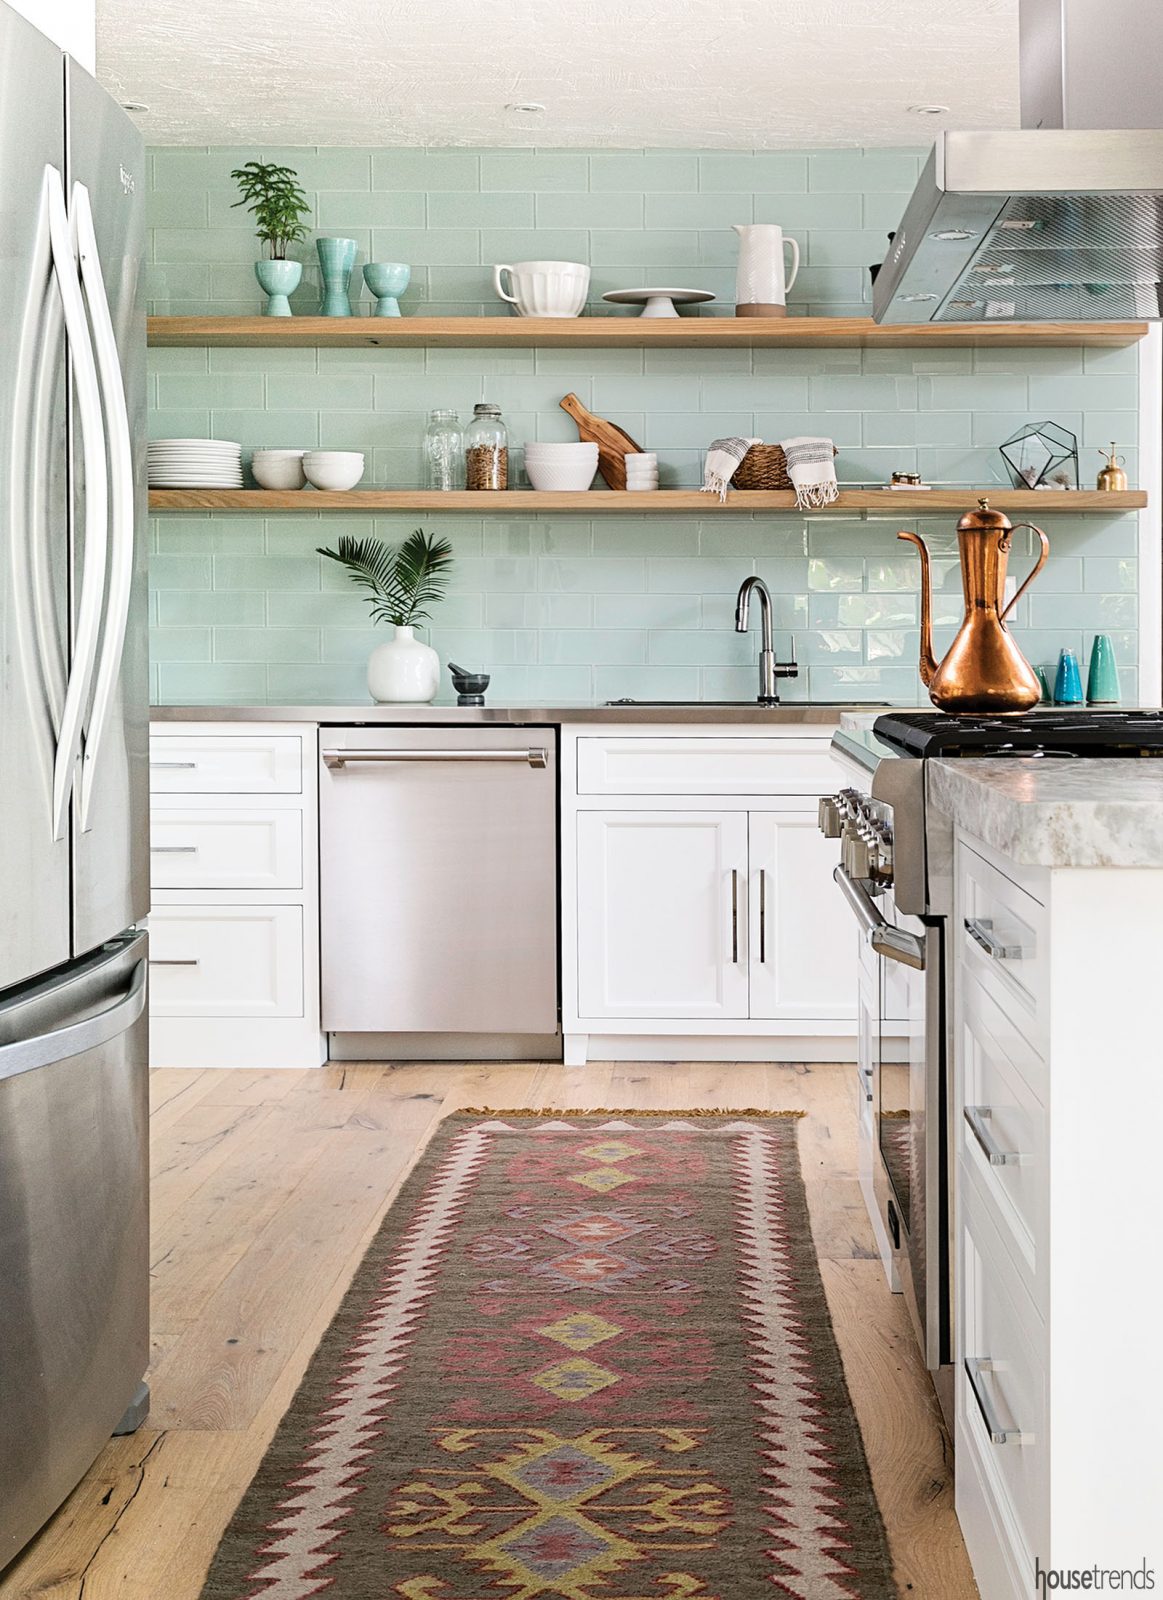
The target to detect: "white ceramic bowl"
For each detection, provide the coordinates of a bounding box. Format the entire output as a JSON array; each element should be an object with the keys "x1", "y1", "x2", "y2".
[
  {"x1": 525, "y1": 457, "x2": 598, "y2": 492},
  {"x1": 303, "y1": 451, "x2": 365, "y2": 491},
  {"x1": 252, "y1": 451, "x2": 307, "y2": 490}
]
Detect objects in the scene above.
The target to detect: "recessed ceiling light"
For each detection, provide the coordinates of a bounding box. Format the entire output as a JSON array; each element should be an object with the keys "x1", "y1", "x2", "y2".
[
  {"x1": 908, "y1": 104, "x2": 949, "y2": 115},
  {"x1": 931, "y1": 229, "x2": 976, "y2": 241},
  {"x1": 121, "y1": 101, "x2": 149, "y2": 113},
  {"x1": 900, "y1": 292, "x2": 939, "y2": 302},
  {"x1": 505, "y1": 101, "x2": 546, "y2": 115}
]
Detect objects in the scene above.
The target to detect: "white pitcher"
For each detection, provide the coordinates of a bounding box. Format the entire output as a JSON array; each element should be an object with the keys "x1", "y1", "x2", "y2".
[{"x1": 733, "y1": 224, "x2": 800, "y2": 317}]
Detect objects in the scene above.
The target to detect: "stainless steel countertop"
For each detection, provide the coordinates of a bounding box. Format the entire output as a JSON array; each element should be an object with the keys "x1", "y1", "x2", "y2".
[{"x1": 150, "y1": 702, "x2": 886, "y2": 726}]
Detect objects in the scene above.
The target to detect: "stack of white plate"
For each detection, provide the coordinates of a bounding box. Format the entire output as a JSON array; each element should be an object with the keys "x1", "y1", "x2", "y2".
[{"x1": 148, "y1": 439, "x2": 243, "y2": 488}]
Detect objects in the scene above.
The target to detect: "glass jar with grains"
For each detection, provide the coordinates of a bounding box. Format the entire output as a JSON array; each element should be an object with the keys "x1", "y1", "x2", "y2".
[
  {"x1": 424, "y1": 409, "x2": 465, "y2": 491},
  {"x1": 464, "y1": 402, "x2": 508, "y2": 491}
]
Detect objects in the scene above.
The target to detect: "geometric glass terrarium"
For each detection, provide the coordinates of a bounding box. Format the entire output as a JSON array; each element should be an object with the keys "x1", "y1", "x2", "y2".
[{"x1": 999, "y1": 420, "x2": 1080, "y2": 490}]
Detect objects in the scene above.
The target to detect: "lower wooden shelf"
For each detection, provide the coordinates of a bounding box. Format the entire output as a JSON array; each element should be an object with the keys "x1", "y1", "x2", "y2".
[{"x1": 147, "y1": 488, "x2": 1147, "y2": 515}]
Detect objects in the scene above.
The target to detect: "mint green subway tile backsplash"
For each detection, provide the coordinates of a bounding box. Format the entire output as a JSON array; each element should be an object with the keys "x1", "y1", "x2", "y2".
[{"x1": 147, "y1": 144, "x2": 1144, "y2": 706}]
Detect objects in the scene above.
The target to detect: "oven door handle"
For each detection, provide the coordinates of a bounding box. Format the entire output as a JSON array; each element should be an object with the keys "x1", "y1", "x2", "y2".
[{"x1": 833, "y1": 864, "x2": 926, "y2": 971}]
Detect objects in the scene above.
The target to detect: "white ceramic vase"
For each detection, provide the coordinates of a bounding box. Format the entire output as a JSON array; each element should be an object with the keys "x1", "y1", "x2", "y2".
[
  {"x1": 732, "y1": 224, "x2": 800, "y2": 317},
  {"x1": 367, "y1": 625, "x2": 440, "y2": 704}
]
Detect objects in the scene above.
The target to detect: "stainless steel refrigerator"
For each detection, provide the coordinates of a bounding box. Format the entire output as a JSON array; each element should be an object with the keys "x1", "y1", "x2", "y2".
[{"x1": 0, "y1": 0, "x2": 150, "y2": 1565}]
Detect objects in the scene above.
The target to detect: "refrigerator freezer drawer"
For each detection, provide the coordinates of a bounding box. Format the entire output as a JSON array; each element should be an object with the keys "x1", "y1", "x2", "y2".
[
  {"x1": 148, "y1": 903, "x2": 304, "y2": 1017},
  {"x1": 0, "y1": 933, "x2": 149, "y2": 1563},
  {"x1": 149, "y1": 807, "x2": 303, "y2": 890},
  {"x1": 149, "y1": 734, "x2": 304, "y2": 794}
]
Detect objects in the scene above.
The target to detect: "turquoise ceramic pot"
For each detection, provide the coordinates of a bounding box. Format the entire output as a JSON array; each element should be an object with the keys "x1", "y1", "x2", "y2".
[
  {"x1": 1086, "y1": 634, "x2": 1121, "y2": 704},
  {"x1": 316, "y1": 237, "x2": 358, "y2": 316},
  {"x1": 363, "y1": 261, "x2": 411, "y2": 317},
  {"x1": 254, "y1": 258, "x2": 302, "y2": 317},
  {"x1": 1053, "y1": 648, "x2": 1084, "y2": 705}
]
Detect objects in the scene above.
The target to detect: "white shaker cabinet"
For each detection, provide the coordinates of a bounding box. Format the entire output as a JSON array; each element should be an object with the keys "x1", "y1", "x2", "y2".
[{"x1": 563, "y1": 725, "x2": 856, "y2": 1064}]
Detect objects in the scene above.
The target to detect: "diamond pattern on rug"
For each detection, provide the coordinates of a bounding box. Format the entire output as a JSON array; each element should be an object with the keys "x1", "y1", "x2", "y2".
[
  {"x1": 530, "y1": 1356, "x2": 622, "y2": 1401},
  {"x1": 568, "y1": 1165, "x2": 638, "y2": 1192},
  {"x1": 535, "y1": 1311, "x2": 623, "y2": 1351}
]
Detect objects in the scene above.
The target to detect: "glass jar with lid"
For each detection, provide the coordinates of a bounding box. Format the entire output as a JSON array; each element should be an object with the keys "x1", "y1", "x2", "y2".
[
  {"x1": 424, "y1": 409, "x2": 465, "y2": 491},
  {"x1": 464, "y1": 402, "x2": 508, "y2": 491}
]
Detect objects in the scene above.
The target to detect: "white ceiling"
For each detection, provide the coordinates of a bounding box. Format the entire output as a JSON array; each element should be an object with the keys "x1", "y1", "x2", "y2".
[{"x1": 97, "y1": 0, "x2": 1020, "y2": 148}]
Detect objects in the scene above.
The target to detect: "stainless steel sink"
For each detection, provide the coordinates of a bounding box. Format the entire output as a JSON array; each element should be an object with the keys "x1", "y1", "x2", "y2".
[{"x1": 604, "y1": 699, "x2": 891, "y2": 708}]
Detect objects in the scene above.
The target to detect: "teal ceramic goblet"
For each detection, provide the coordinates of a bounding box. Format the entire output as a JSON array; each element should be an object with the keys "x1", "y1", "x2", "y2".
[
  {"x1": 316, "y1": 236, "x2": 358, "y2": 316},
  {"x1": 254, "y1": 258, "x2": 302, "y2": 317},
  {"x1": 363, "y1": 261, "x2": 411, "y2": 317}
]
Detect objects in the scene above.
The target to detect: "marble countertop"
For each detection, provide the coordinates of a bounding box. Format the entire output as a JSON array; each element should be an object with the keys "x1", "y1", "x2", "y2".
[
  {"x1": 150, "y1": 701, "x2": 885, "y2": 726},
  {"x1": 929, "y1": 758, "x2": 1163, "y2": 868}
]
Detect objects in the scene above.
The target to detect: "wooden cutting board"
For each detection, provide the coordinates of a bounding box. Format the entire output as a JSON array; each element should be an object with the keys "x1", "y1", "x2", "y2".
[{"x1": 559, "y1": 392, "x2": 644, "y2": 490}]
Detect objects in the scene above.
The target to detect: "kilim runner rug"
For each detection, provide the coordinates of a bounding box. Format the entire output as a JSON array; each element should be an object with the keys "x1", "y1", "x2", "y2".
[{"x1": 199, "y1": 1110, "x2": 896, "y2": 1600}]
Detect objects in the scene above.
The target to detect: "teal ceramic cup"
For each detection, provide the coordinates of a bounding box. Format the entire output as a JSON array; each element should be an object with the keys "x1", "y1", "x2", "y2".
[
  {"x1": 316, "y1": 236, "x2": 358, "y2": 316},
  {"x1": 254, "y1": 258, "x2": 302, "y2": 317},
  {"x1": 1053, "y1": 648, "x2": 1084, "y2": 705},
  {"x1": 1086, "y1": 634, "x2": 1121, "y2": 704},
  {"x1": 1034, "y1": 664, "x2": 1052, "y2": 704},
  {"x1": 363, "y1": 262, "x2": 411, "y2": 317}
]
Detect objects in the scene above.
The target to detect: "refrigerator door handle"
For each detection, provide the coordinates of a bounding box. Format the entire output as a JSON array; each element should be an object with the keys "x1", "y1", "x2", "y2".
[
  {"x1": 72, "y1": 180, "x2": 134, "y2": 834},
  {"x1": 44, "y1": 163, "x2": 109, "y2": 844},
  {"x1": 0, "y1": 957, "x2": 146, "y2": 1085}
]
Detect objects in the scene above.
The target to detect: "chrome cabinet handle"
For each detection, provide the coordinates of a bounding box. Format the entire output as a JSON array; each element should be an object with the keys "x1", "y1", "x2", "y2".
[
  {"x1": 148, "y1": 958, "x2": 199, "y2": 967},
  {"x1": 323, "y1": 747, "x2": 547, "y2": 769},
  {"x1": 150, "y1": 845, "x2": 198, "y2": 854},
  {"x1": 833, "y1": 864, "x2": 926, "y2": 971},
  {"x1": 964, "y1": 917, "x2": 1024, "y2": 961},
  {"x1": 0, "y1": 959, "x2": 146, "y2": 1084},
  {"x1": 964, "y1": 1357, "x2": 1023, "y2": 1444},
  {"x1": 858, "y1": 1064, "x2": 874, "y2": 1102},
  {"x1": 964, "y1": 1105, "x2": 1019, "y2": 1165},
  {"x1": 731, "y1": 869, "x2": 739, "y2": 964},
  {"x1": 758, "y1": 868, "x2": 767, "y2": 964},
  {"x1": 151, "y1": 761, "x2": 197, "y2": 770}
]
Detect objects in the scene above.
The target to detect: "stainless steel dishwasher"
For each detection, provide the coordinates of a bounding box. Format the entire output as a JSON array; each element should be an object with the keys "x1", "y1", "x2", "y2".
[{"x1": 319, "y1": 726, "x2": 559, "y2": 1059}]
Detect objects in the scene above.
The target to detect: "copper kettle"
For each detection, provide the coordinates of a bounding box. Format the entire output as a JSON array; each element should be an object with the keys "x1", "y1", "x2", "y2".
[{"x1": 899, "y1": 499, "x2": 1049, "y2": 714}]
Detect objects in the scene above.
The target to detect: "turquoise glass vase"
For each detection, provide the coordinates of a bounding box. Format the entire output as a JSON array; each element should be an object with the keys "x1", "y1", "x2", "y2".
[
  {"x1": 1086, "y1": 634, "x2": 1121, "y2": 704},
  {"x1": 1053, "y1": 648, "x2": 1084, "y2": 705},
  {"x1": 316, "y1": 237, "x2": 358, "y2": 317}
]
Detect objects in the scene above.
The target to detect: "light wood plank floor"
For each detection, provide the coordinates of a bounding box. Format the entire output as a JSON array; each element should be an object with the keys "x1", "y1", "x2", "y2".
[{"x1": 1, "y1": 1060, "x2": 977, "y2": 1599}]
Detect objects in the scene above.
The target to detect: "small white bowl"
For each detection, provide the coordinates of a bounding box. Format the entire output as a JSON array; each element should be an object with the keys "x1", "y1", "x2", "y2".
[
  {"x1": 303, "y1": 451, "x2": 365, "y2": 491},
  {"x1": 525, "y1": 458, "x2": 598, "y2": 491},
  {"x1": 252, "y1": 452, "x2": 307, "y2": 490}
]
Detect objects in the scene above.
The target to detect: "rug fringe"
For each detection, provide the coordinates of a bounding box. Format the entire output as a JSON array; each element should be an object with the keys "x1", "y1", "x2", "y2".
[{"x1": 451, "y1": 1106, "x2": 806, "y2": 1119}]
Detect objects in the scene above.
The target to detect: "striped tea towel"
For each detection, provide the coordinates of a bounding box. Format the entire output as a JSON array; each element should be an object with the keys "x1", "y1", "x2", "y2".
[
  {"x1": 780, "y1": 436, "x2": 839, "y2": 509},
  {"x1": 701, "y1": 435, "x2": 760, "y2": 502}
]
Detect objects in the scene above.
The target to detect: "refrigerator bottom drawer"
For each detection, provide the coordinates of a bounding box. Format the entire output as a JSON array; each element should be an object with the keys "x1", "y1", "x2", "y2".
[
  {"x1": 0, "y1": 951, "x2": 149, "y2": 1563},
  {"x1": 149, "y1": 904, "x2": 304, "y2": 1018}
]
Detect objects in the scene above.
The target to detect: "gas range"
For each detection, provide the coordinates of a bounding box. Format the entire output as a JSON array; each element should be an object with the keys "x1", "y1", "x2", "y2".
[{"x1": 873, "y1": 708, "x2": 1163, "y2": 760}]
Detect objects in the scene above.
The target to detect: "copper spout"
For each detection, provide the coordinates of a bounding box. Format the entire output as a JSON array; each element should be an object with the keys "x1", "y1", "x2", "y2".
[{"x1": 898, "y1": 530, "x2": 937, "y2": 686}]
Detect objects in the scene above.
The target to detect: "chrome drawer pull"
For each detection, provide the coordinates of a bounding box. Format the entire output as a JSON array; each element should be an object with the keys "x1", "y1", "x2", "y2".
[
  {"x1": 149, "y1": 958, "x2": 199, "y2": 967},
  {"x1": 150, "y1": 761, "x2": 197, "y2": 770},
  {"x1": 964, "y1": 1105, "x2": 1019, "y2": 1166},
  {"x1": 964, "y1": 1357, "x2": 1023, "y2": 1444},
  {"x1": 964, "y1": 917, "x2": 1024, "y2": 961},
  {"x1": 150, "y1": 845, "x2": 198, "y2": 854},
  {"x1": 731, "y1": 869, "x2": 739, "y2": 964},
  {"x1": 323, "y1": 747, "x2": 547, "y2": 769},
  {"x1": 759, "y1": 868, "x2": 767, "y2": 964}
]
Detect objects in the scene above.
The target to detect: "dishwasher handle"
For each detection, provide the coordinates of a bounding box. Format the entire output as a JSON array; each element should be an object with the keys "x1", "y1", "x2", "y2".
[{"x1": 323, "y1": 746, "x2": 548, "y2": 770}]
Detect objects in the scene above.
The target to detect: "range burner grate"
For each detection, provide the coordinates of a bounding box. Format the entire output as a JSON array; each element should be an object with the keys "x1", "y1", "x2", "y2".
[{"x1": 873, "y1": 709, "x2": 1163, "y2": 759}]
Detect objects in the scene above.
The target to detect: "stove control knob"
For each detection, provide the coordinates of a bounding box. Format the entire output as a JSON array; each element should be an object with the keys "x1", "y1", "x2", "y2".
[
  {"x1": 842, "y1": 829, "x2": 872, "y2": 880},
  {"x1": 818, "y1": 796, "x2": 842, "y2": 838}
]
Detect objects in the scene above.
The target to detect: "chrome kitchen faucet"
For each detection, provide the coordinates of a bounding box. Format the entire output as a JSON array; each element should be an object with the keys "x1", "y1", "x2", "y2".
[{"x1": 735, "y1": 576, "x2": 798, "y2": 704}]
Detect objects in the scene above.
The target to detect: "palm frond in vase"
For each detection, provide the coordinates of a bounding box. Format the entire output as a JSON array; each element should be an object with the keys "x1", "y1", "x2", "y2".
[{"x1": 317, "y1": 529, "x2": 454, "y2": 628}]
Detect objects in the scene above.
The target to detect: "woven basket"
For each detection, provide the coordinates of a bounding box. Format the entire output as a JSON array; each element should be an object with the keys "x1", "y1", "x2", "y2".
[{"x1": 732, "y1": 442, "x2": 837, "y2": 491}]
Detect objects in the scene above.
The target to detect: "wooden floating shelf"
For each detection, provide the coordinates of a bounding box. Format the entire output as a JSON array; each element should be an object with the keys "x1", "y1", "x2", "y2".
[
  {"x1": 147, "y1": 315, "x2": 1150, "y2": 350},
  {"x1": 148, "y1": 488, "x2": 1147, "y2": 515}
]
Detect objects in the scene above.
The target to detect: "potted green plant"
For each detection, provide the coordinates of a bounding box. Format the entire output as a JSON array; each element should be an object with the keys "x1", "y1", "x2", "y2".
[
  {"x1": 230, "y1": 161, "x2": 311, "y2": 316},
  {"x1": 318, "y1": 529, "x2": 454, "y2": 703}
]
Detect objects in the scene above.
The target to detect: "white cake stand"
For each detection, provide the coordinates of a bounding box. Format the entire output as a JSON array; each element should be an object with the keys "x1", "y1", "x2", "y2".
[{"x1": 602, "y1": 288, "x2": 716, "y2": 319}]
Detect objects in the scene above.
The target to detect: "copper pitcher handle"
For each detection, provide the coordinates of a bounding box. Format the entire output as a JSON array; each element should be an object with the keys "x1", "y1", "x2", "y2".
[{"x1": 999, "y1": 523, "x2": 1050, "y2": 622}]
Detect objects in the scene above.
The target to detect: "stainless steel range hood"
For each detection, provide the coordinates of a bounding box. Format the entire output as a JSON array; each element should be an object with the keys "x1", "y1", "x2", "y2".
[{"x1": 873, "y1": 0, "x2": 1163, "y2": 323}]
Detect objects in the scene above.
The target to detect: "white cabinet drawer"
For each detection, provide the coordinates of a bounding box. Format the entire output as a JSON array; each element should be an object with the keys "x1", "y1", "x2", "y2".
[
  {"x1": 959, "y1": 1173, "x2": 1048, "y2": 1572},
  {"x1": 576, "y1": 735, "x2": 835, "y2": 797},
  {"x1": 148, "y1": 905, "x2": 304, "y2": 1017},
  {"x1": 959, "y1": 842, "x2": 1047, "y2": 1057},
  {"x1": 961, "y1": 972, "x2": 1048, "y2": 1302},
  {"x1": 149, "y1": 734, "x2": 303, "y2": 794},
  {"x1": 149, "y1": 809, "x2": 303, "y2": 890}
]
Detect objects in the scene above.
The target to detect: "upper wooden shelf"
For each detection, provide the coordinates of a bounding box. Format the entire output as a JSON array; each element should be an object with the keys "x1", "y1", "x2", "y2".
[
  {"x1": 148, "y1": 488, "x2": 1147, "y2": 515},
  {"x1": 146, "y1": 315, "x2": 1150, "y2": 350}
]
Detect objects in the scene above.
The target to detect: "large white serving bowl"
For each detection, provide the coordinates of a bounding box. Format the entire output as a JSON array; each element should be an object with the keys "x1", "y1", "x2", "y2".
[
  {"x1": 252, "y1": 451, "x2": 307, "y2": 489},
  {"x1": 525, "y1": 457, "x2": 599, "y2": 491},
  {"x1": 303, "y1": 451, "x2": 365, "y2": 491}
]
